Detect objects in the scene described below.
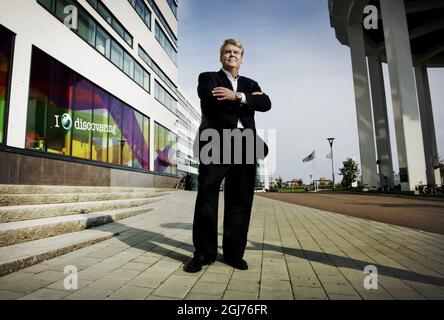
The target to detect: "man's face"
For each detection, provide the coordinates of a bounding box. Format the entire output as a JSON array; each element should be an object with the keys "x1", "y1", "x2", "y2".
[{"x1": 220, "y1": 44, "x2": 243, "y2": 70}]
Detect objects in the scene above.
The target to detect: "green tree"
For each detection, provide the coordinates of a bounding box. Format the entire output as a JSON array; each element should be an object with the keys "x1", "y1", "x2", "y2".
[
  {"x1": 275, "y1": 177, "x2": 283, "y2": 191},
  {"x1": 339, "y1": 158, "x2": 360, "y2": 189}
]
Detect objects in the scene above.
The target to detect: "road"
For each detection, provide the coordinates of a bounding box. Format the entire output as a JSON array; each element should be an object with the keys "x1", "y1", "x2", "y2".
[{"x1": 257, "y1": 192, "x2": 444, "y2": 235}]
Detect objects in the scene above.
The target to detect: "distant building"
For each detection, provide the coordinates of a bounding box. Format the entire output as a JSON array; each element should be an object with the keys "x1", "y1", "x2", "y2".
[{"x1": 176, "y1": 88, "x2": 200, "y2": 190}]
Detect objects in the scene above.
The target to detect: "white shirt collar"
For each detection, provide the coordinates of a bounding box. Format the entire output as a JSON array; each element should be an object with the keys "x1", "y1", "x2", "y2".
[{"x1": 221, "y1": 68, "x2": 239, "y2": 81}]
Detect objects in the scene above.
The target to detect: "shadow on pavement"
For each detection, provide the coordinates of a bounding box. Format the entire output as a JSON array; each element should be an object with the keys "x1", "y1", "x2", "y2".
[
  {"x1": 153, "y1": 222, "x2": 444, "y2": 287},
  {"x1": 109, "y1": 222, "x2": 193, "y2": 264}
]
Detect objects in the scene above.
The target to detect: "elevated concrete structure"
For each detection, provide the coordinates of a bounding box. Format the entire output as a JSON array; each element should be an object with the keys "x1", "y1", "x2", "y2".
[{"x1": 329, "y1": 0, "x2": 443, "y2": 191}]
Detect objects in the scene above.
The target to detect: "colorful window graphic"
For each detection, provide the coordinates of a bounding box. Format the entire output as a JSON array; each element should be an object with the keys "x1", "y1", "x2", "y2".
[
  {"x1": 0, "y1": 25, "x2": 14, "y2": 144},
  {"x1": 26, "y1": 47, "x2": 151, "y2": 171},
  {"x1": 154, "y1": 122, "x2": 177, "y2": 175}
]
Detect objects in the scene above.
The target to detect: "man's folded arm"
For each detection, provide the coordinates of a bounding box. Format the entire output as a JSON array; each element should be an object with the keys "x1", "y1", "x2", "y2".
[
  {"x1": 197, "y1": 72, "x2": 236, "y2": 107},
  {"x1": 243, "y1": 82, "x2": 272, "y2": 112}
]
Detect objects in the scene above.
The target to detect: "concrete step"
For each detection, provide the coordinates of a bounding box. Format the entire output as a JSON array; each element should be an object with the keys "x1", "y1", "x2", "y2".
[
  {"x1": 0, "y1": 222, "x2": 133, "y2": 276},
  {"x1": 0, "y1": 184, "x2": 174, "y2": 195},
  {"x1": 0, "y1": 197, "x2": 161, "y2": 223},
  {"x1": 0, "y1": 191, "x2": 170, "y2": 206},
  {"x1": 0, "y1": 203, "x2": 156, "y2": 247}
]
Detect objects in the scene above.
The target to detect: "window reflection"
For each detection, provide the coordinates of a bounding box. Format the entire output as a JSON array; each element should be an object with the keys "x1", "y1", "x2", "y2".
[
  {"x1": 154, "y1": 122, "x2": 177, "y2": 174},
  {"x1": 0, "y1": 26, "x2": 14, "y2": 144},
  {"x1": 26, "y1": 47, "x2": 153, "y2": 172}
]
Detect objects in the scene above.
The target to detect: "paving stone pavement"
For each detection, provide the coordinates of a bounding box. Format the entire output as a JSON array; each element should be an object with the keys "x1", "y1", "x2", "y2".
[{"x1": 1, "y1": 191, "x2": 444, "y2": 300}]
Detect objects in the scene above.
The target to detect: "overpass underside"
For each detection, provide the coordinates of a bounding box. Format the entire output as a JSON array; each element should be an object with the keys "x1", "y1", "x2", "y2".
[{"x1": 329, "y1": 0, "x2": 443, "y2": 191}]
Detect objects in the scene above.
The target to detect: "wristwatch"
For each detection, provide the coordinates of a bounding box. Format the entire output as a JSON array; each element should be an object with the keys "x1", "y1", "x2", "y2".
[{"x1": 236, "y1": 92, "x2": 243, "y2": 102}]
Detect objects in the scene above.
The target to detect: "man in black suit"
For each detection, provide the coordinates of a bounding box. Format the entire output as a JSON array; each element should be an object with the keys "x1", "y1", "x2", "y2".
[{"x1": 184, "y1": 39, "x2": 271, "y2": 273}]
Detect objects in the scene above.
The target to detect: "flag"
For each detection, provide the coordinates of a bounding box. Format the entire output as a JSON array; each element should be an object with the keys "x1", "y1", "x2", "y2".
[
  {"x1": 303, "y1": 150, "x2": 315, "y2": 162},
  {"x1": 326, "y1": 151, "x2": 332, "y2": 159}
]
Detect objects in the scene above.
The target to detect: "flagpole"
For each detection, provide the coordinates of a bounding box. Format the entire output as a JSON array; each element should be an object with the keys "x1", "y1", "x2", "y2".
[
  {"x1": 313, "y1": 149, "x2": 317, "y2": 192},
  {"x1": 312, "y1": 156, "x2": 315, "y2": 191}
]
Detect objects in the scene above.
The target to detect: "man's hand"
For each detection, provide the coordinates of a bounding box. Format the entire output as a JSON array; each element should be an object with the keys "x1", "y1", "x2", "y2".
[
  {"x1": 252, "y1": 92, "x2": 263, "y2": 95},
  {"x1": 212, "y1": 87, "x2": 236, "y2": 101}
]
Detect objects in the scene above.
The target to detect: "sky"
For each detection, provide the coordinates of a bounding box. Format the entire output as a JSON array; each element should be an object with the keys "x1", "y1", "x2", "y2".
[{"x1": 176, "y1": 0, "x2": 444, "y2": 184}]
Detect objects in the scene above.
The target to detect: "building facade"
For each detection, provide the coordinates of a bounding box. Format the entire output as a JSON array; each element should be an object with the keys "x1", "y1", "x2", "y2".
[
  {"x1": 176, "y1": 87, "x2": 200, "y2": 190},
  {"x1": 0, "y1": 0, "x2": 201, "y2": 188}
]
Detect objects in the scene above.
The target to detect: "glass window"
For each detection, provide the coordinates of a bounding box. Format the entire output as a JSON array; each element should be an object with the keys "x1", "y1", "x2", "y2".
[
  {"x1": 168, "y1": 131, "x2": 177, "y2": 175},
  {"x1": 95, "y1": 25, "x2": 111, "y2": 59},
  {"x1": 107, "y1": 97, "x2": 122, "y2": 165},
  {"x1": 143, "y1": 8, "x2": 151, "y2": 27},
  {"x1": 0, "y1": 26, "x2": 13, "y2": 144},
  {"x1": 155, "y1": 25, "x2": 160, "y2": 39},
  {"x1": 120, "y1": 104, "x2": 133, "y2": 167},
  {"x1": 153, "y1": 123, "x2": 177, "y2": 174},
  {"x1": 110, "y1": 40, "x2": 123, "y2": 69},
  {"x1": 112, "y1": 20, "x2": 124, "y2": 38},
  {"x1": 135, "y1": 0, "x2": 144, "y2": 18},
  {"x1": 124, "y1": 32, "x2": 133, "y2": 47},
  {"x1": 158, "y1": 86, "x2": 164, "y2": 104},
  {"x1": 132, "y1": 111, "x2": 143, "y2": 169},
  {"x1": 138, "y1": 46, "x2": 177, "y2": 94},
  {"x1": 55, "y1": 0, "x2": 75, "y2": 22},
  {"x1": 87, "y1": 0, "x2": 132, "y2": 47},
  {"x1": 134, "y1": 62, "x2": 143, "y2": 87},
  {"x1": 46, "y1": 60, "x2": 73, "y2": 156},
  {"x1": 97, "y1": 2, "x2": 112, "y2": 24},
  {"x1": 142, "y1": 116, "x2": 150, "y2": 171},
  {"x1": 154, "y1": 81, "x2": 159, "y2": 98},
  {"x1": 26, "y1": 48, "x2": 50, "y2": 150},
  {"x1": 92, "y1": 87, "x2": 109, "y2": 162},
  {"x1": 123, "y1": 51, "x2": 134, "y2": 78},
  {"x1": 38, "y1": 0, "x2": 54, "y2": 11},
  {"x1": 167, "y1": 0, "x2": 177, "y2": 17},
  {"x1": 26, "y1": 48, "x2": 155, "y2": 173},
  {"x1": 155, "y1": 23, "x2": 177, "y2": 64},
  {"x1": 72, "y1": 76, "x2": 93, "y2": 159},
  {"x1": 143, "y1": 70, "x2": 150, "y2": 92},
  {"x1": 86, "y1": 0, "x2": 97, "y2": 8},
  {"x1": 77, "y1": 10, "x2": 96, "y2": 46}
]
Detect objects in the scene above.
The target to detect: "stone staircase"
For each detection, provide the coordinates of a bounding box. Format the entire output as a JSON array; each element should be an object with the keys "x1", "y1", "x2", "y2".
[{"x1": 0, "y1": 185, "x2": 172, "y2": 276}]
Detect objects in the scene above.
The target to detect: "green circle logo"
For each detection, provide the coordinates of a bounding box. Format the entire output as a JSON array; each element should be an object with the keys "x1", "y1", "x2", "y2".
[{"x1": 61, "y1": 113, "x2": 72, "y2": 130}]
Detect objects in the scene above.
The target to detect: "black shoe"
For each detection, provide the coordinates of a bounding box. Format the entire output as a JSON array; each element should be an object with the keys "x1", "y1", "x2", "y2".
[
  {"x1": 183, "y1": 256, "x2": 215, "y2": 273},
  {"x1": 224, "y1": 258, "x2": 248, "y2": 270}
]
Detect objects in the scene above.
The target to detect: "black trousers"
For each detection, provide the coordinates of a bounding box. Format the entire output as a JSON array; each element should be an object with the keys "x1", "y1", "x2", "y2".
[{"x1": 192, "y1": 163, "x2": 256, "y2": 262}]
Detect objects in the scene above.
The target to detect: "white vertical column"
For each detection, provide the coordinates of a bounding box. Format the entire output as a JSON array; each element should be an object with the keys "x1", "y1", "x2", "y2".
[
  {"x1": 6, "y1": 34, "x2": 33, "y2": 148},
  {"x1": 348, "y1": 24, "x2": 379, "y2": 190},
  {"x1": 380, "y1": 0, "x2": 427, "y2": 191},
  {"x1": 368, "y1": 54, "x2": 394, "y2": 190},
  {"x1": 414, "y1": 64, "x2": 441, "y2": 186}
]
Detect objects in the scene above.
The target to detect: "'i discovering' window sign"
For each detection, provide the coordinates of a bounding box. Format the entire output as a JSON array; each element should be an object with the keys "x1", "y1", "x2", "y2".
[{"x1": 54, "y1": 113, "x2": 117, "y2": 135}]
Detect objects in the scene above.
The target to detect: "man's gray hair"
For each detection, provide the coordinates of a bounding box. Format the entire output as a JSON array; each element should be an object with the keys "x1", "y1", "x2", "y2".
[{"x1": 220, "y1": 38, "x2": 244, "y2": 58}]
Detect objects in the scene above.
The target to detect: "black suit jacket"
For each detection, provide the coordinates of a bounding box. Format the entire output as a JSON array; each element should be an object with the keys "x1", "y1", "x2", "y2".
[
  {"x1": 197, "y1": 70, "x2": 271, "y2": 130},
  {"x1": 196, "y1": 70, "x2": 272, "y2": 160}
]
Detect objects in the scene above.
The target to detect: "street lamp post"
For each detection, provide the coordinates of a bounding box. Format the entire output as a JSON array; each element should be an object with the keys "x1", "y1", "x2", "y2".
[{"x1": 327, "y1": 138, "x2": 335, "y2": 190}]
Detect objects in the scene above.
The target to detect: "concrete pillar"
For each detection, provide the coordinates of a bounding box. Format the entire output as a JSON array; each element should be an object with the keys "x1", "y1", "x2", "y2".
[
  {"x1": 6, "y1": 34, "x2": 33, "y2": 148},
  {"x1": 368, "y1": 54, "x2": 394, "y2": 190},
  {"x1": 380, "y1": 0, "x2": 427, "y2": 191},
  {"x1": 348, "y1": 24, "x2": 379, "y2": 190},
  {"x1": 414, "y1": 64, "x2": 441, "y2": 186}
]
